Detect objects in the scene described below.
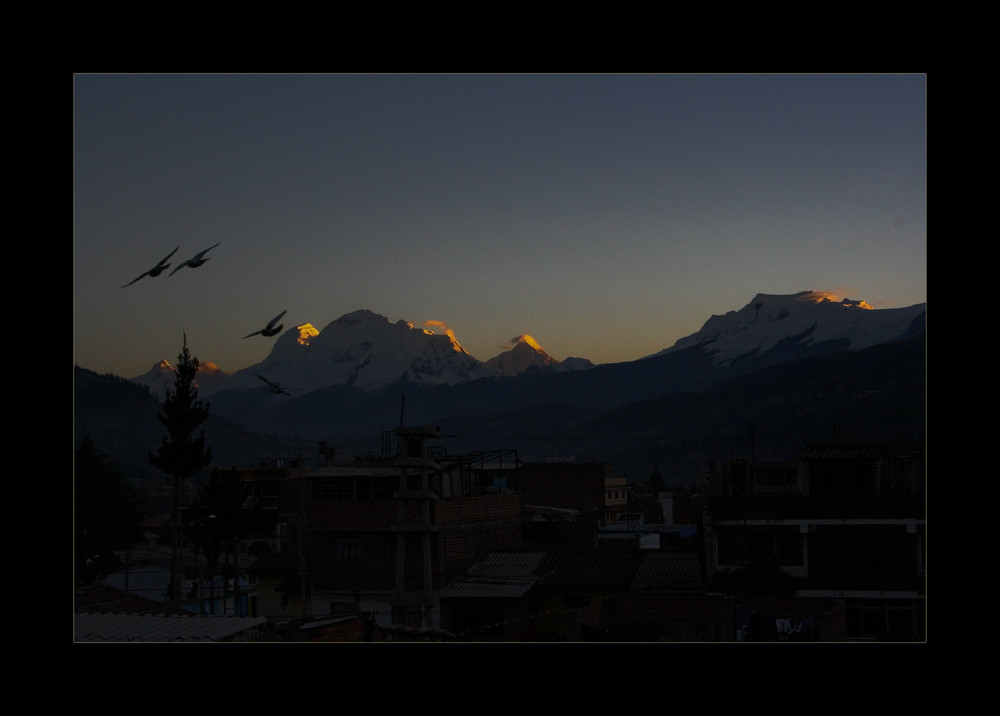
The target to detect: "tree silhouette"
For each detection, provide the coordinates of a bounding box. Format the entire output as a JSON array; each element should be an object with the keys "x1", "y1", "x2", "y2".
[
  {"x1": 75, "y1": 435, "x2": 144, "y2": 584},
  {"x1": 149, "y1": 335, "x2": 212, "y2": 607}
]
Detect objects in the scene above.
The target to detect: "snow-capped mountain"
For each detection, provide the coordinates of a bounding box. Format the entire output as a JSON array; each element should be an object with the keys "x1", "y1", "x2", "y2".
[
  {"x1": 646, "y1": 291, "x2": 925, "y2": 367},
  {"x1": 132, "y1": 310, "x2": 595, "y2": 398},
  {"x1": 132, "y1": 358, "x2": 231, "y2": 398},
  {"x1": 206, "y1": 309, "x2": 499, "y2": 396},
  {"x1": 130, "y1": 291, "x2": 924, "y2": 420},
  {"x1": 485, "y1": 335, "x2": 595, "y2": 376},
  {"x1": 116, "y1": 290, "x2": 925, "y2": 450}
]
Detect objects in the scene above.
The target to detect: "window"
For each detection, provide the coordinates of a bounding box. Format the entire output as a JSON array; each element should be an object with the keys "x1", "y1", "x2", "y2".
[
  {"x1": 845, "y1": 598, "x2": 923, "y2": 641},
  {"x1": 373, "y1": 476, "x2": 395, "y2": 499},
  {"x1": 312, "y1": 476, "x2": 353, "y2": 500},
  {"x1": 335, "y1": 537, "x2": 363, "y2": 560},
  {"x1": 312, "y1": 477, "x2": 336, "y2": 501},
  {"x1": 402, "y1": 609, "x2": 423, "y2": 627},
  {"x1": 333, "y1": 478, "x2": 353, "y2": 500}
]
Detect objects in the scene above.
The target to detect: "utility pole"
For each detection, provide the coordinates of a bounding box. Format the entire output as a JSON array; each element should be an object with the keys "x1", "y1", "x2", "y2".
[
  {"x1": 232, "y1": 535, "x2": 239, "y2": 616},
  {"x1": 171, "y1": 475, "x2": 181, "y2": 609}
]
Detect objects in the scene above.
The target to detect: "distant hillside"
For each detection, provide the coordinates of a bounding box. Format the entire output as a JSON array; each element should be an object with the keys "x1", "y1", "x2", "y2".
[
  {"x1": 155, "y1": 295, "x2": 923, "y2": 442},
  {"x1": 73, "y1": 366, "x2": 323, "y2": 517},
  {"x1": 75, "y1": 325, "x2": 925, "y2": 495},
  {"x1": 431, "y1": 331, "x2": 926, "y2": 483}
]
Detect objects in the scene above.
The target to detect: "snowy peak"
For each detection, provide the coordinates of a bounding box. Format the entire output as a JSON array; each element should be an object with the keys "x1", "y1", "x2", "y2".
[
  {"x1": 128, "y1": 292, "x2": 920, "y2": 402},
  {"x1": 486, "y1": 335, "x2": 559, "y2": 376},
  {"x1": 485, "y1": 335, "x2": 595, "y2": 376},
  {"x1": 652, "y1": 290, "x2": 924, "y2": 366},
  {"x1": 207, "y1": 309, "x2": 496, "y2": 395},
  {"x1": 130, "y1": 358, "x2": 230, "y2": 398}
]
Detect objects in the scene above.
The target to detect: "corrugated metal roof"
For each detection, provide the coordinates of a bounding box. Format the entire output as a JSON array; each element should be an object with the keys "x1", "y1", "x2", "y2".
[
  {"x1": 441, "y1": 550, "x2": 706, "y2": 598},
  {"x1": 440, "y1": 552, "x2": 545, "y2": 599},
  {"x1": 467, "y1": 552, "x2": 546, "y2": 578},
  {"x1": 630, "y1": 552, "x2": 705, "y2": 591},
  {"x1": 537, "y1": 552, "x2": 645, "y2": 589},
  {"x1": 800, "y1": 446, "x2": 885, "y2": 460},
  {"x1": 74, "y1": 613, "x2": 268, "y2": 642},
  {"x1": 440, "y1": 577, "x2": 537, "y2": 599}
]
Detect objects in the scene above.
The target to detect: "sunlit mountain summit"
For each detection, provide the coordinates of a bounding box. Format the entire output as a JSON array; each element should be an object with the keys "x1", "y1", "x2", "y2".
[
  {"x1": 203, "y1": 309, "x2": 498, "y2": 395},
  {"x1": 123, "y1": 290, "x2": 925, "y2": 445},
  {"x1": 132, "y1": 358, "x2": 231, "y2": 398},
  {"x1": 645, "y1": 290, "x2": 924, "y2": 368},
  {"x1": 130, "y1": 291, "x2": 924, "y2": 417},
  {"x1": 485, "y1": 335, "x2": 594, "y2": 376}
]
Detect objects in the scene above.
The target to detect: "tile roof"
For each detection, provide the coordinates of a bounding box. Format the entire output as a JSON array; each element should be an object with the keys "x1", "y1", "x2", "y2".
[{"x1": 74, "y1": 584, "x2": 193, "y2": 616}]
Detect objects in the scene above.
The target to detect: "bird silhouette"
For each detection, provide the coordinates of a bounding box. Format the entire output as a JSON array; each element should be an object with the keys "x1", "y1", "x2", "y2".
[
  {"x1": 169, "y1": 243, "x2": 220, "y2": 276},
  {"x1": 121, "y1": 246, "x2": 180, "y2": 287},
  {"x1": 258, "y1": 375, "x2": 291, "y2": 395},
  {"x1": 243, "y1": 310, "x2": 288, "y2": 339}
]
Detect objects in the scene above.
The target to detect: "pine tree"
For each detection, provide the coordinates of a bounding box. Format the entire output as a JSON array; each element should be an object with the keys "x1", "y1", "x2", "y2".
[
  {"x1": 149, "y1": 334, "x2": 212, "y2": 607},
  {"x1": 149, "y1": 336, "x2": 212, "y2": 481}
]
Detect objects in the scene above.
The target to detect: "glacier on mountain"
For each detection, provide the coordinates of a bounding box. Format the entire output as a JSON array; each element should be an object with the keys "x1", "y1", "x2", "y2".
[
  {"x1": 647, "y1": 290, "x2": 925, "y2": 367},
  {"x1": 203, "y1": 309, "x2": 497, "y2": 396},
  {"x1": 129, "y1": 291, "x2": 924, "y2": 400}
]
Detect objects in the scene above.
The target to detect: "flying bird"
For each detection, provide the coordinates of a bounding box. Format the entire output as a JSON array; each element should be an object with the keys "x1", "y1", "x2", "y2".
[
  {"x1": 258, "y1": 375, "x2": 291, "y2": 396},
  {"x1": 169, "y1": 242, "x2": 220, "y2": 276},
  {"x1": 121, "y1": 246, "x2": 180, "y2": 287},
  {"x1": 243, "y1": 310, "x2": 288, "y2": 339}
]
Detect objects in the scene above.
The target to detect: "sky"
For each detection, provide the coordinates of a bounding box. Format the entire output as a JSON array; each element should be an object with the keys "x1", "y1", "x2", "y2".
[{"x1": 74, "y1": 73, "x2": 926, "y2": 379}]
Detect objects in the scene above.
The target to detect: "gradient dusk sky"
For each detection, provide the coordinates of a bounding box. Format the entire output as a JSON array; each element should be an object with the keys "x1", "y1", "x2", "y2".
[{"x1": 73, "y1": 73, "x2": 926, "y2": 379}]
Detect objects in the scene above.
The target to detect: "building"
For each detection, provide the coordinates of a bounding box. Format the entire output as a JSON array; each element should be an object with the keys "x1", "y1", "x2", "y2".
[
  {"x1": 250, "y1": 426, "x2": 523, "y2": 632},
  {"x1": 702, "y1": 443, "x2": 926, "y2": 641},
  {"x1": 519, "y1": 460, "x2": 630, "y2": 525},
  {"x1": 439, "y1": 549, "x2": 718, "y2": 641}
]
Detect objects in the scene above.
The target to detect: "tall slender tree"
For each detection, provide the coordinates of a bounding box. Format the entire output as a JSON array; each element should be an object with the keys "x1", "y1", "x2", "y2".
[{"x1": 149, "y1": 334, "x2": 212, "y2": 608}]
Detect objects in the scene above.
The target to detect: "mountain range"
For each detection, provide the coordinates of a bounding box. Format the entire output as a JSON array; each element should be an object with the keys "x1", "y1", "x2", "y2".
[
  {"x1": 79, "y1": 290, "x2": 925, "y2": 493},
  {"x1": 131, "y1": 309, "x2": 597, "y2": 399}
]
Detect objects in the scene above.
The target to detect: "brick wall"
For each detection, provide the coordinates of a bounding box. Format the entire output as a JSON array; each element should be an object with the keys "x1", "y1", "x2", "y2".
[
  {"x1": 434, "y1": 493, "x2": 521, "y2": 525},
  {"x1": 520, "y1": 462, "x2": 611, "y2": 513}
]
